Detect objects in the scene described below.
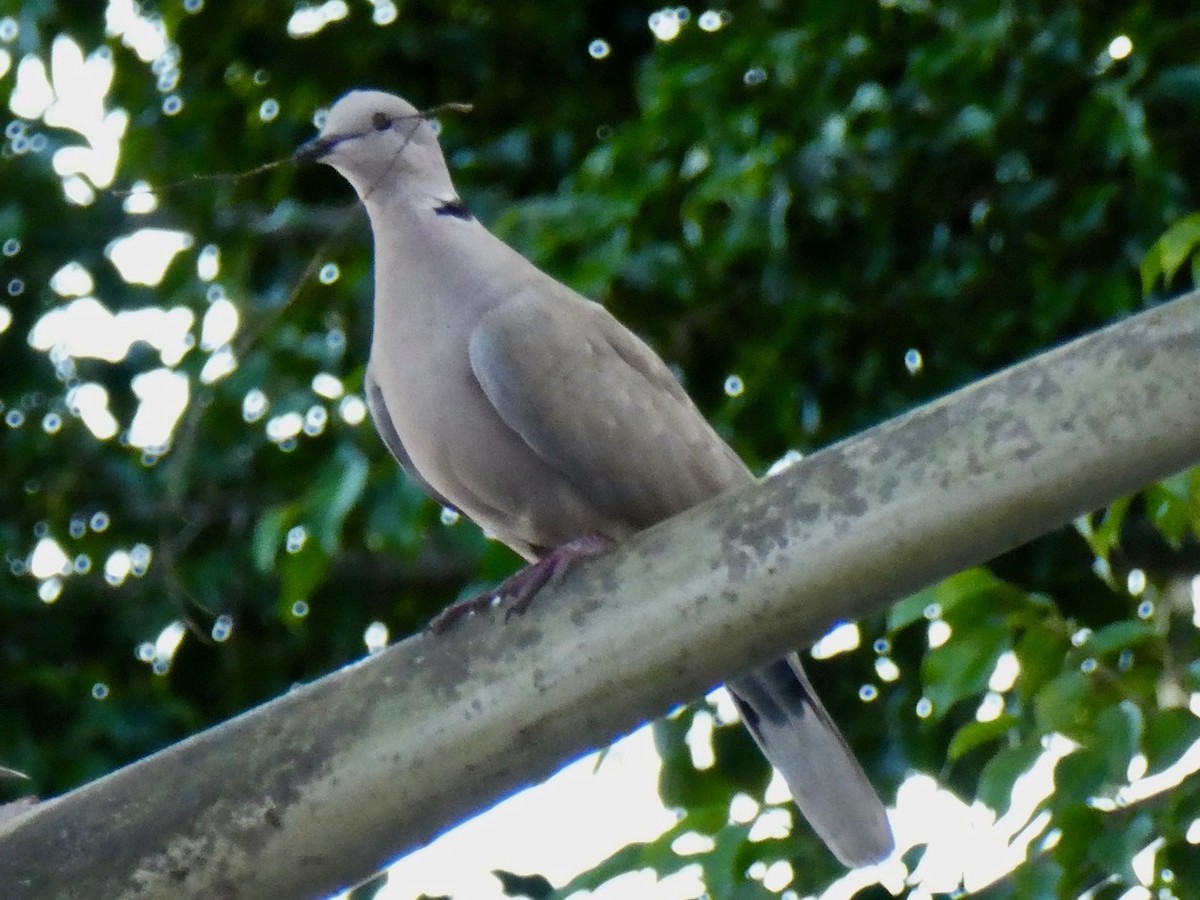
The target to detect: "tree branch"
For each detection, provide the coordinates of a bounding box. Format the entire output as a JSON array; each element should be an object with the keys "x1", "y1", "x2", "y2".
[{"x1": 3, "y1": 292, "x2": 1199, "y2": 899}]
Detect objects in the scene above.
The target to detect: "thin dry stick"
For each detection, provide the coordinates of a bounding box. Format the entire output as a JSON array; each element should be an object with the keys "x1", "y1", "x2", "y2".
[
  {"x1": 107, "y1": 158, "x2": 287, "y2": 198},
  {"x1": 107, "y1": 102, "x2": 473, "y2": 198}
]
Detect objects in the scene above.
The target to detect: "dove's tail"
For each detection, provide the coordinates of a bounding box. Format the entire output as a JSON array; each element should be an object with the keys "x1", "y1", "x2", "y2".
[{"x1": 727, "y1": 654, "x2": 894, "y2": 867}]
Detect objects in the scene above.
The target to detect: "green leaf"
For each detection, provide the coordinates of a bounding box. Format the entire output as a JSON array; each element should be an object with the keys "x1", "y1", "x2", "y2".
[
  {"x1": 922, "y1": 625, "x2": 1010, "y2": 719},
  {"x1": 888, "y1": 590, "x2": 935, "y2": 633},
  {"x1": 709, "y1": 717, "x2": 772, "y2": 797},
  {"x1": 1084, "y1": 621, "x2": 1156, "y2": 657},
  {"x1": 977, "y1": 740, "x2": 1043, "y2": 815},
  {"x1": 494, "y1": 869, "x2": 553, "y2": 899},
  {"x1": 308, "y1": 444, "x2": 370, "y2": 555},
  {"x1": 278, "y1": 544, "x2": 330, "y2": 611},
  {"x1": 889, "y1": 568, "x2": 1003, "y2": 631},
  {"x1": 1161, "y1": 837, "x2": 1200, "y2": 894},
  {"x1": 1034, "y1": 671, "x2": 1093, "y2": 734},
  {"x1": 1052, "y1": 746, "x2": 1108, "y2": 807},
  {"x1": 1141, "y1": 212, "x2": 1200, "y2": 294},
  {"x1": 1076, "y1": 496, "x2": 1131, "y2": 561},
  {"x1": 551, "y1": 819, "x2": 693, "y2": 898},
  {"x1": 1094, "y1": 701, "x2": 1142, "y2": 782},
  {"x1": 1013, "y1": 625, "x2": 1070, "y2": 699},
  {"x1": 1144, "y1": 472, "x2": 1197, "y2": 546},
  {"x1": 948, "y1": 713, "x2": 1018, "y2": 761},
  {"x1": 251, "y1": 503, "x2": 296, "y2": 573},
  {"x1": 1142, "y1": 709, "x2": 1200, "y2": 772},
  {"x1": 1089, "y1": 810, "x2": 1154, "y2": 884},
  {"x1": 1050, "y1": 806, "x2": 1105, "y2": 893},
  {"x1": 348, "y1": 871, "x2": 390, "y2": 900},
  {"x1": 700, "y1": 821, "x2": 765, "y2": 899},
  {"x1": 1012, "y1": 857, "x2": 1064, "y2": 899}
]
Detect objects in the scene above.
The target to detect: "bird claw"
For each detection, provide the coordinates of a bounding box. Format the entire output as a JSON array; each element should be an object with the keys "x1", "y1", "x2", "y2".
[
  {"x1": 427, "y1": 593, "x2": 498, "y2": 633},
  {"x1": 428, "y1": 533, "x2": 615, "y2": 633}
]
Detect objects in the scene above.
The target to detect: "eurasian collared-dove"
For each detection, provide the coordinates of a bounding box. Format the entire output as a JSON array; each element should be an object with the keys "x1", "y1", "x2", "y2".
[{"x1": 296, "y1": 90, "x2": 894, "y2": 867}]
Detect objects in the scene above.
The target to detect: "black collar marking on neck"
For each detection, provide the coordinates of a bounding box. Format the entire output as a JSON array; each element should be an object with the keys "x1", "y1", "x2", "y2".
[{"x1": 434, "y1": 198, "x2": 473, "y2": 220}]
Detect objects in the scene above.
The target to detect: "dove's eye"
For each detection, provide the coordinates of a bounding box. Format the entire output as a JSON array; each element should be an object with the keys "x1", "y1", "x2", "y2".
[{"x1": 372, "y1": 112, "x2": 392, "y2": 132}]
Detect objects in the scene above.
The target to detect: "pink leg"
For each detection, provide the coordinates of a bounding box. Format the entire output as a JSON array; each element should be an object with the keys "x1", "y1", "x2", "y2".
[{"x1": 428, "y1": 533, "x2": 615, "y2": 633}]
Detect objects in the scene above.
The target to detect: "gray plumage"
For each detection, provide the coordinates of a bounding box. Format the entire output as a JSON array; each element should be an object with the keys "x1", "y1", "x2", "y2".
[{"x1": 299, "y1": 90, "x2": 893, "y2": 866}]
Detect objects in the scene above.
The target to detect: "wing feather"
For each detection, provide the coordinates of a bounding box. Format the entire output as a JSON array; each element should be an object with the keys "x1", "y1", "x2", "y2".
[
  {"x1": 467, "y1": 290, "x2": 751, "y2": 529},
  {"x1": 364, "y1": 365, "x2": 457, "y2": 511}
]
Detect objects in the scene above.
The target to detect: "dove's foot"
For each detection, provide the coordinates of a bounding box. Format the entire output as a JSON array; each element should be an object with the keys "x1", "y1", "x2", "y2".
[{"x1": 428, "y1": 533, "x2": 615, "y2": 633}]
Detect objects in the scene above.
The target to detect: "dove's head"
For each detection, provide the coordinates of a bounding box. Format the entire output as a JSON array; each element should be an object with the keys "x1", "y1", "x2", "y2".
[{"x1": 296, "y1": 90, "x2": 455, "y2": 203}]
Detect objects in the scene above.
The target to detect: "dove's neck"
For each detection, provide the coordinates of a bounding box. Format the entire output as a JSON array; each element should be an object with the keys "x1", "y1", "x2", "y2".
[
  {"x1": 360, "y1": 172, "x2": 455, "y2": 215},
  {"x1": 365, "y1": 188, "x2": 532, "y2": 343}
]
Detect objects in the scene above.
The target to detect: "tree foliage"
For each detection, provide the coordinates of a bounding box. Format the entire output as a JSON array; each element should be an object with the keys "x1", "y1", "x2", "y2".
[{"x1": 2, "y1": 1, "x2": 1199, "y2": 897}]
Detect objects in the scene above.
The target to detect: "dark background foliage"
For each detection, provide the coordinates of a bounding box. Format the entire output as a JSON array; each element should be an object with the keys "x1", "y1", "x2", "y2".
[{"x1": 2, "y1": 1, "x2": 1199, "y2": 896}]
